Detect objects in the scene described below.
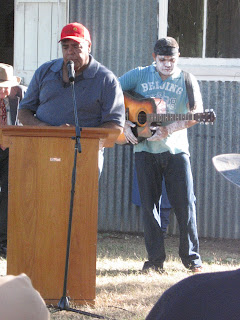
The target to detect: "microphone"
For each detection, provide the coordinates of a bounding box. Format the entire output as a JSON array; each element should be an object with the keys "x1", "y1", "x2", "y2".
[{"x1": 67, "y1": 60, "x2": 75, "y2": 82}]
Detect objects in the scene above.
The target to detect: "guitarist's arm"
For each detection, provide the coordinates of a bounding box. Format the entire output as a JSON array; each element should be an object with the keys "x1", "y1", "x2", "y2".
[
  {"x1": 166, "y1": 110, "x2": 201, "y2": 134},
  {"x1": 160, "y1": 119, "x2": 196, "y2": 135},
  {"x1": 147, "y1": 117, "x2": 199, "y2": 142},
  {"x1": 148, "y1": 106, "x2": 204, "y2": 142}
]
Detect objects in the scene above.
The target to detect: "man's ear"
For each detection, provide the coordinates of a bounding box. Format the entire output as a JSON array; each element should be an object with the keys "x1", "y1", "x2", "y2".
[
  {"x1": 88, "y1": 43, "x2": 92, "y2": 53},
  {"x1": 152, "y1": 52, "x2": 156, "y2": 61}
]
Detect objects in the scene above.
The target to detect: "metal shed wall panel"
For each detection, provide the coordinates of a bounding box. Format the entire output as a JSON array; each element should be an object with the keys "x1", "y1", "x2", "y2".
[{"x1": 188, "y1": 81, "x2": 240, "y2": 239}]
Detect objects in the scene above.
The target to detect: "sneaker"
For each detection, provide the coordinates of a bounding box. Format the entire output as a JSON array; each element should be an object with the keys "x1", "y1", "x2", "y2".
[
  {"x1": 142, "y1": 261, "x2": 164, "y2": 273},
  {"x1": 190, "y1": 266, "x2": 203, "y2": 273}
]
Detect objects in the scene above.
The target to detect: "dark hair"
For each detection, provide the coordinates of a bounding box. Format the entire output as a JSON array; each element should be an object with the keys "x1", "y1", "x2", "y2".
[{"x1": 154, "y1": 37, "x2": 179, "y2": 56}]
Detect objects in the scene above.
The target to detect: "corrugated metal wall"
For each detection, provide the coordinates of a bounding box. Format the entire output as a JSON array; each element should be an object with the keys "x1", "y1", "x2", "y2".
[
  {"x1": 69, "y1": 0, "x2": 158, "y2": 76},
  {"x1": 190, "y1": 81, "x2": 240, "y2": 239},
  {"x1": 170, "y1": 81, "x2": 240, "y2": 238},
  {"x1": 70, "y1": 1, "x2": 240, "y2": 239}
]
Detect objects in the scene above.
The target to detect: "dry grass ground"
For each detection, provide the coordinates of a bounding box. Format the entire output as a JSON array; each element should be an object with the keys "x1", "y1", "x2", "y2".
[{"x1": 1, "y1": 233, "x2": 240, "y2": 320}]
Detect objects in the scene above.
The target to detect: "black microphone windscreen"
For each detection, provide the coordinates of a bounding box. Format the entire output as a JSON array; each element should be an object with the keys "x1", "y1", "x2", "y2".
[{"x1": 67, "y1": 60, "x2": 75, "y2": 82}]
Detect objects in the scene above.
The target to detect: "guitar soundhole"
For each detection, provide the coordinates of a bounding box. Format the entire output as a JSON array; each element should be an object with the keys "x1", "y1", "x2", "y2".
[{"x1": 138, "y1": 111, "x2": 147, "y2": 125}]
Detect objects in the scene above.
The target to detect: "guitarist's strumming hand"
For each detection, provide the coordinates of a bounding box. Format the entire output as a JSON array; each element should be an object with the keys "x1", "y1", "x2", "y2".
[
  {"x1": 124, "y1": 120, "x2": 138, "y2": 144},
  {"x1": 147, "y1": 126, "x2": 169, "y2": 141}
]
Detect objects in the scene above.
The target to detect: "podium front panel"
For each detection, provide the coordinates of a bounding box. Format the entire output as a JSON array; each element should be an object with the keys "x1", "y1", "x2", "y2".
[{"x1": 7, "y1": 135, "x2": 99, "y2": 305}]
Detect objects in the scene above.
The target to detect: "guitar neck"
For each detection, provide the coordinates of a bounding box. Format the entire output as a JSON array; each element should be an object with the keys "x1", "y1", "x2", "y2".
[{"x1": 147, "y1": 113, "x2": 196, "y2": 122}]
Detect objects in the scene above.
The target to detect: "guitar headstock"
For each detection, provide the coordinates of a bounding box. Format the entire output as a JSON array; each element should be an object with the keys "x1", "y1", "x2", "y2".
[{"x1": 194, "y1": 110, "x2": 216, "y2": 124}]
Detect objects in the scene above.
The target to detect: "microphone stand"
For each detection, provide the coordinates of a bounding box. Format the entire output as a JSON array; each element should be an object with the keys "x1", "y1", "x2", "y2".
[{"x1": 55, "y1": 74, "x2": 104, "y2": 319}]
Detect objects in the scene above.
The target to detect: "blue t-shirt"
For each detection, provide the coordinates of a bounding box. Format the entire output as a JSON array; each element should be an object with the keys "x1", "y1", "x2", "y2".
[
  {"x1": 119, "y1": 63, "x2": 202, "y2": 154},
  {"x1": 19, "y1": 56, "x2": 125, "y2": 128}
]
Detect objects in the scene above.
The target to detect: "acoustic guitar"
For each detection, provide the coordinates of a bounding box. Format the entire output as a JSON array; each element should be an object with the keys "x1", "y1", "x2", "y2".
[{"x1": 116, "y1": 92, "x2": 216, "y2": 144}]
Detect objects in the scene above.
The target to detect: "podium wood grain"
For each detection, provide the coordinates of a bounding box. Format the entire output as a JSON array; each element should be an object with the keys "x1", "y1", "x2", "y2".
[{"x1": 2, "y1": 126, "x2": 120, "y2": 306}]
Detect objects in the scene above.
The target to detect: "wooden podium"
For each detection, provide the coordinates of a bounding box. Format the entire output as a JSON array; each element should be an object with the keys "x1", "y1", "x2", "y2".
[{"x1": 0, "y1": 126, "x2": 120, "y2": 306}]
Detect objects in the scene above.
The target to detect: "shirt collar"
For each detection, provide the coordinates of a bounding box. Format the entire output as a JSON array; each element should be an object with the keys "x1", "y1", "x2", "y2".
[{"x1": 50, "y1": 55, "x2": 99, "y2": 79}]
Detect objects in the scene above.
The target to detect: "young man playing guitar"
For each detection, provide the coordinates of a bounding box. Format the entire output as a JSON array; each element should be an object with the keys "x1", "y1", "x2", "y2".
[{"x1": 119, "y1": 37, "x2": 203, "y2": 273}]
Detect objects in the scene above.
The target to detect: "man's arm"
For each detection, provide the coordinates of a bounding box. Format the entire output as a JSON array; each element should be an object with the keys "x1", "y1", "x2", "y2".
[
  {"x1": 99, "y1": 73, "x2": 125, "y2": 135},
  {"x1": 147, "y1": 120, "x2": 196, "y2": 141},
  {"x1": 100, "y1": 121, "x2": 123, "y2": 134},
  {"x1": 18, "y1": 109, "x2": 49, "y2": 126},
  {"x1": 17, "y1": 63, "x2": 53, "y2": 126},
  {"x1": 99, "y1": 121, "x2": 123, "y2": 150},
  {"x1": 166, "y1": 116, "x2": 200, "y2": 133}
]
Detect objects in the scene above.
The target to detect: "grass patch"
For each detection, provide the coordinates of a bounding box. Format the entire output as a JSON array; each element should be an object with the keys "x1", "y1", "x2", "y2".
[{"x1": 1, "y1": 233, "x2": 240, "y2": 319}]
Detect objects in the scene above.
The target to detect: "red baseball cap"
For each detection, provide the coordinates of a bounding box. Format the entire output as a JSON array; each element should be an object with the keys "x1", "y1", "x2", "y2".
[{"x1": 59, "y1": 22, "x2": 91, "y2": 44}]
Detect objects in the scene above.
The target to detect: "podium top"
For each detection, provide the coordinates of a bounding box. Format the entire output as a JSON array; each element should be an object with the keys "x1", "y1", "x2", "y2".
[{"x1": 0, "y1": 126, "x2": 121, "y2": 148}]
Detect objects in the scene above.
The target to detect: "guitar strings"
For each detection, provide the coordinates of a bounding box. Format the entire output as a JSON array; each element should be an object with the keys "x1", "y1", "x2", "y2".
[{"x1": 132, "y1": 98, "x2": 214, "y2": 123}]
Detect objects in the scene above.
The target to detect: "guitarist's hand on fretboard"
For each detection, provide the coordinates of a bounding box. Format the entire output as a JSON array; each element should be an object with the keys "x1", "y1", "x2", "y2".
[
  {"x1": 123, "y1": 120, "x2": 138, "y2": 144},
  {"x1": 147, "y1": 126, "x2": 169, "y2": 141}
]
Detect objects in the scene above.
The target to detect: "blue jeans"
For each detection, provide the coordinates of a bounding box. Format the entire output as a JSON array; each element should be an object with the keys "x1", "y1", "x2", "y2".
[
  {"x1": 160, "y1": 177, "x2": 171, "y2": 232},
  {"x1": 135, "y1": 151, "x2": 202, "y2": 269}
]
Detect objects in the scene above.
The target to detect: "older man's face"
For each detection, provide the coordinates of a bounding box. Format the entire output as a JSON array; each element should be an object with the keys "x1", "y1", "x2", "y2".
[
  {"x1": 61, "y1": 39, "x2": 91, "y2": 72},
  {"x1": 0, "y1": 87, "x2": 10, "y2": 99}
]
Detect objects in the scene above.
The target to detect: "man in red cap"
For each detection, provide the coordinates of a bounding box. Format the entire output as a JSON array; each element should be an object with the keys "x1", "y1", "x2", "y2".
[{"x1": 18, "y1": 22, "x2": 125, "y2": 172}]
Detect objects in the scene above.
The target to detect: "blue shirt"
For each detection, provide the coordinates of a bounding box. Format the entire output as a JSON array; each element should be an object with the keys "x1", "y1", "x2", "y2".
[
  {"x1": 119, "y1": 63, "x2": 203, "y2": 154},
  {"x1": 19, "y1": 56, "x2": 125, "y2": 128}
]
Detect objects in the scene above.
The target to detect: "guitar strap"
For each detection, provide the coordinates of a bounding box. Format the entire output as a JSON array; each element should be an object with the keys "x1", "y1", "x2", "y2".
[{"x1": 183, "y1": 71, "x2": 195, "y2": 111}]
